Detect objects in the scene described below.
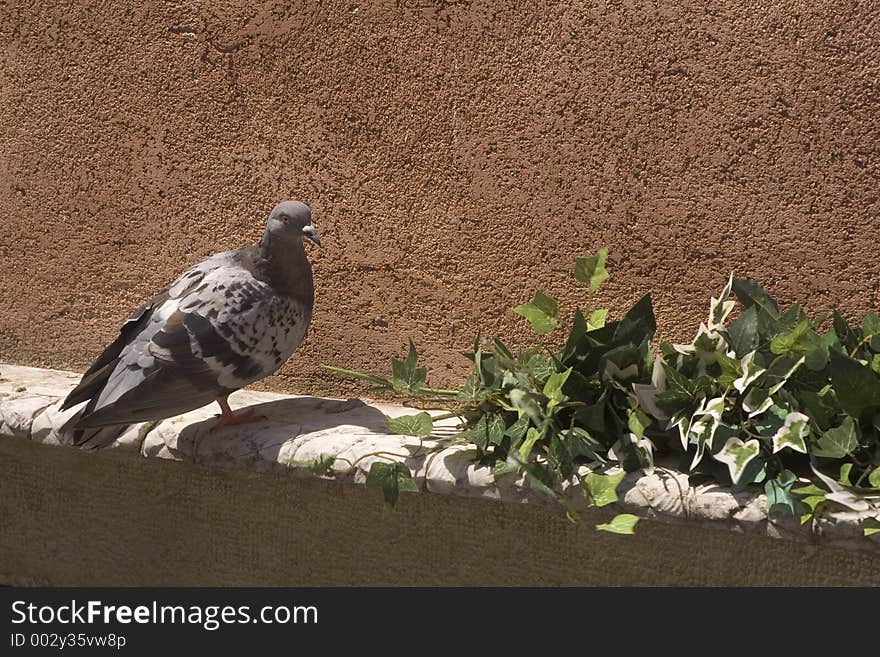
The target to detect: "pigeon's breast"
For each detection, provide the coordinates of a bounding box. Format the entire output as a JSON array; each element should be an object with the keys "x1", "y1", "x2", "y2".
[{"x1": 211, "y1": 279, "x2": 311, "y2": 388}]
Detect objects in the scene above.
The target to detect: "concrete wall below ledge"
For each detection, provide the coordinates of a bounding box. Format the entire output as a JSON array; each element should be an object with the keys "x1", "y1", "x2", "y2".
[
  {"x1": 3, "y1": 436, "x2": 880, "y2": 587},
  {"x1": 2, "y1": 363, "x2": 879, "y2": 586}
]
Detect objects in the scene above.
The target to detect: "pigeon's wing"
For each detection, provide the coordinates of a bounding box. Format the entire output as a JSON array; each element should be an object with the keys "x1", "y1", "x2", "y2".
[{"x1": 71, "y1": 256, "x2": 275, "y2": 428}]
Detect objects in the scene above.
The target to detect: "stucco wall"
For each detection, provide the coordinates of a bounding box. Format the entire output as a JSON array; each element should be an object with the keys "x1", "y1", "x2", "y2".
[{"x1": 1, "y1": 1, "x2": 879, "y2": 397}]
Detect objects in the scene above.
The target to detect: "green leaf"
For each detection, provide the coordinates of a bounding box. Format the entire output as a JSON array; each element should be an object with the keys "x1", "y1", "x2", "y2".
[
  {"x1": 838, "y1": 463, "x2": 853, "y2": 485},
  {"x1": 764, "y1": 469, "x2": 797, "y2": 515},
  {"x1": 587, "y1": 308, "x2": 609, "y2": 331},
  {"x1": 526, "y1": 353, "x2": 556, "y2": 384},
  {"x1": 792, "y1": 483, "x2": 827, "y2": 496},
  {"x1": 504, "y1": 415, "x2": 531, "y2": 443},
  {"x1": 456, "y1": 371, "x2": 481, "y2": 403},
  {"x1": 288, "y1": 453, "x2": 336, "y2": 476},
  {"x1": 612, "y1": 294, "x2": 656, "y2": 345},
  {"x1": 366, "y1": 461, "x2": 417, "y2": 517},
  {"x1": 513, "y1": 290, "x2": 559, "y2": 334},
  {"x1": 812, "y1": 416, "x2": 857, "y2": 459},
  {"x1": 714, "y1": 437, "x2": 761, "y2": 484},
  {"x1": 518, "y1": 427, "x2": 543, "y2": 460},
  {"x1": 486, "y1": 414, "x2": 507, "y2": 446},
  {"x1": 732, "y1": 278, "x2": 780, "y2": 315},
  {"x1": 733, "y1": 351, "x2": 766, "y2": 394},
  {"x1": 770, "y1": 411, "x2": 809, "y2": 454},
  {"x1": 627, "y1": 407, "x2": 652, "y2": 439},
  {"x1": 561, "y1": 308, "x2": 588, "y2": 363},
  {"x1": 860, "y1": 313, "x2": 880, "y2": 351},
  {"x1": 796, "y1": 385, "x2": 837, "y2": 431},
  {"x1": 833, "y1": 310, "x2": 859, "y2": 351},
  {"x1": 595, "y1": 513, "x2": 640, "y2": 535},
  {"x1": 584, "y1": 470, "x2": 626, "y2": 507},
  {"x1": 657, "y1": 364, "x2": 695, "y2": 404},
  {"x1": 869, "y1": 467, "x2": 880, "y2": 489},
  {"x1": 574, "y1": 247, "x2": 609, "y2": 291},
  {"x1": 727, "y1": 306, "x2": 759, "y2": 357},
  {"x1": 543, "y1": 367, "x2": 572, "y2": 409},
  {"x1": 863, "y1": 518, "x2": 880, "y2": 536},
  {"x1": 461, "y1": 414, "x2": 489, "y2": 450},
  {"x1": 829, "y1": 349, "x2": 880, "y2": 421},
  {"x1": 770, "y1": 318, "x2": 821, "y2": 361},
  {"x1": 390, "y1": 340, "x2": 428, "y2": 393},
  {"x1": 717, "y1": 353, "x2": 743, "y2": 389},
  {"x1": 386, "y1": 412, "x2": 433, "y2": 437}
]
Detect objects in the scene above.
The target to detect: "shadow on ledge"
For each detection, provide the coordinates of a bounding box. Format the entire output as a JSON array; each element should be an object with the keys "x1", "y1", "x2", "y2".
[{"x1": 158, "y1": 395, "x2": 396, "y2": 466}]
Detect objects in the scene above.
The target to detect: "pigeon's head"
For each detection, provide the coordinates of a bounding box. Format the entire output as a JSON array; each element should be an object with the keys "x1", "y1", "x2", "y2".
[{"x1": 266, "y1": 200, "x2": 321, "y2": 247}]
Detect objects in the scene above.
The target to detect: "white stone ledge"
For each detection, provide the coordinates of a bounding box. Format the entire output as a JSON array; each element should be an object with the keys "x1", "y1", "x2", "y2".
[{"x1": 1, "y1": 362, "x2": 877, "y2": 554}]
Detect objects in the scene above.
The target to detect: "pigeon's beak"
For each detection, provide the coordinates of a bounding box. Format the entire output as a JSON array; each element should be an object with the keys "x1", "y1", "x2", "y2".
[{"x1": 302, "y1": 225, "x2": 321, "y2": 247}]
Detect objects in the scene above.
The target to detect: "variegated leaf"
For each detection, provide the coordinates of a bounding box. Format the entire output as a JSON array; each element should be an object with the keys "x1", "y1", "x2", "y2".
[
  {"x1": 715, "y1": 437, "x2": 761, "y2": 484},
  {"x1": 771, "y1": 411, "x2": 810, "y2": 454}
]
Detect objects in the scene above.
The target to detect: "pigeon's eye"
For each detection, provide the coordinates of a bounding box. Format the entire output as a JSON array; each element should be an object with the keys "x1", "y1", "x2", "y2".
[{"x1": 280, "y1": 215, "x2": 289, "y2": 223}]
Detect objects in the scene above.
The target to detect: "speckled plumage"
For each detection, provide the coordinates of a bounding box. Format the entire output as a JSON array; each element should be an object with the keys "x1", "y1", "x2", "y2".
[{"x1": 60, "y1": 201, "x2": 318, "y2": 449}]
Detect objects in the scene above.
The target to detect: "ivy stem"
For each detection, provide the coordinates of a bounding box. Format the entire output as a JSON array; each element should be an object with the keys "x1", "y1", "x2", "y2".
[
  {"x1": 418, "y1": 386, "x2": 460, "y2": 396},
  {"x1": 849, "y1": 333, "x2": 877, "y2": 358}
]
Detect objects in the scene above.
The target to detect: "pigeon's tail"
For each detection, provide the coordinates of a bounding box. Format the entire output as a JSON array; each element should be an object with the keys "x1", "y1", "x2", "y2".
[{"x1": 58, "y1": 407, "x2": 131, "y2": 450}]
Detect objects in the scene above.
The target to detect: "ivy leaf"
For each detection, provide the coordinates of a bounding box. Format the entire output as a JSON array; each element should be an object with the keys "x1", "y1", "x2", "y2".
[
  {"x1": 518, "y1": 426, "x2": 543, "y2": 460},
  {"x1": 717, "y1": 353, "x2": 743, "y2": 389},
  {"x1": 869, "y1": 467, "x2": 880, "y2": 489},
  {"x1": 770, "y1": 411, "x2": 810, "y2": 454},
  {"x1": 504, "y1": 415, "x2": 531, "y2": 444},
  {"x1": 792, "y1": 483, "x2": 827, "y2": 525},
  {"x1": 587, "y1": 308, "x2": 609, "y2": 330},
  {"x1": 386, "y1": 412, "x2": 433, "y2": 437},
  {"x1": 829, "y1": 349, "x2": 880, "y2": 421},
  {"x1": 627, "y1": 407, "x2": 652, "y2": 439},
  {"x1": 612, "y1": 294, "x2": 656, "y2": 345},
  {"x1": 655, "y1": 363, "x2": 696, "y2": 409},
  {"x1": 727, "y1": 306, "x2": 759, "y2": 357},
  {"x1": 860, "y1": 313, "x2": 880, "y2": 351},
  {"x1": 390, "y1": 339, "x2": 428, "y2": 393},
  {"x1": 560, "y1": 308, "x2": 589, "y2": 365},
  {"x1": 764, "y1": 469, "x2": 797, "y2": 515},
  {"x1": 366, "y1": 461, "x2": 418, "y2": 517},
  {"x1": 832, "y1": 310, "x2": 858, "y2": 351},
  {"x1": 595, "y1": 513, "x2": 640, "y2": 535},
  {"x1": 456, "y1": 371, "x2": 481, "y2": 403},
  {"x1": 863, "y1": 518, "x2": 880, "y2": 537},
  {"x1": 513, "y1": 290, "x2": 559, "y2": 334},
  {"x1": 742, "y1": 387, "x2": 773, "y2": 417},
  {"x1": 732, "y1": 278, "x2": 780, "y2": 316},
  {"x1": 486, "y1": 414, "x2": 507, "y2": 446},
  {"x1": 796, "y1": 385, "x2": 837, "y2": 431},
  {"x1": 288, "y1": 453, "x2": 336, "y2": 476},
  {"x1": 543, "y1": 367, "x2": 572, "y2": 411},
  {"x1": 584, "y1": 470, "x2": 626, "y2": 507},
  {"x1": 714, "y1": 437, "x2": 761, "y2": 484},
  {"x1": 526, "y1": 353, "x2": 556, "y2": 385},
  {"x1": 574, "y1": 247, "x2": 609, "y2": 291},
  {"x1": 812, "y1": 416, "x2": 857, "y2": 458}
]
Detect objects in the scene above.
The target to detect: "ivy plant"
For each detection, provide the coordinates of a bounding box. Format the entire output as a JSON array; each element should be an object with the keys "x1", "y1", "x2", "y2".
[{"x1": 325, "y1": 250, "x2": 880, "y2": 537}]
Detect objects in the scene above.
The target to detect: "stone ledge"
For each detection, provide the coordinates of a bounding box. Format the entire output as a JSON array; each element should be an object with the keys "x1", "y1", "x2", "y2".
[{"x1": 1, "y1": 362, "x2": 878, "y2": 555}]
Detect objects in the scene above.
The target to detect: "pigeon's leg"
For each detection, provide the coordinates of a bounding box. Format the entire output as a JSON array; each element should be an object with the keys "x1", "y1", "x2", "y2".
[{"x1": 211, "y1": 396, "x2": 264, "y2": 431}]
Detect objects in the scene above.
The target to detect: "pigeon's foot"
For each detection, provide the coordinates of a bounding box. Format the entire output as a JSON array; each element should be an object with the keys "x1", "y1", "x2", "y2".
[{"x1": 212, "y1": 397, "x2": 266, "y2": 431}]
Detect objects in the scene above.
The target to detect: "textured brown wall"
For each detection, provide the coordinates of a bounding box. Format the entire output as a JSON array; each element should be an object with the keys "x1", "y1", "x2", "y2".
[{"x1": 1, "y1": 1, "x2": 879, "y2": 397}]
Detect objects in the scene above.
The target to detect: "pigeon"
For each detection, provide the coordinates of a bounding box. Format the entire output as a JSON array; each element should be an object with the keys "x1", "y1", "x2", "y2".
[{"x1": 59, "y1": 200, "x2": 320, "y2": 449}]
